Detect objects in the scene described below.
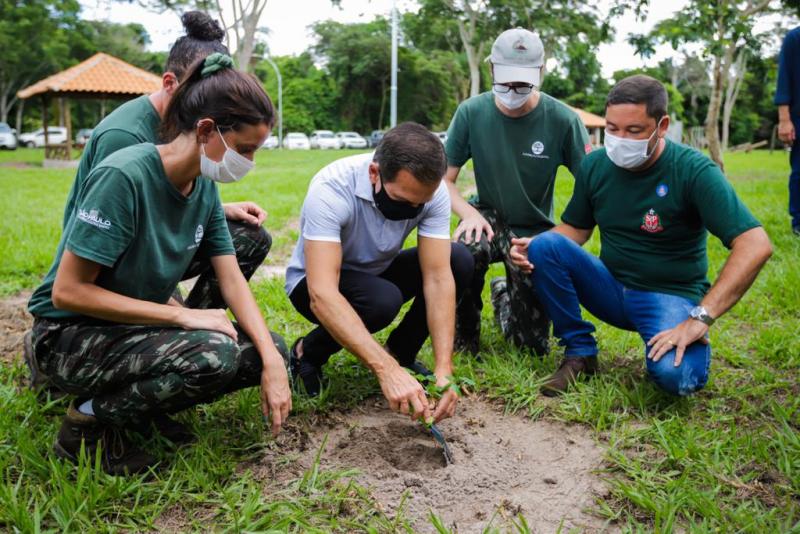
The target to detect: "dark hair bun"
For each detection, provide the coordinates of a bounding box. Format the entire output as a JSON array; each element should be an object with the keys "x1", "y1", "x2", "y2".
[{"x1": 181, "y1": 11, "x2": 225, "y2": 42}]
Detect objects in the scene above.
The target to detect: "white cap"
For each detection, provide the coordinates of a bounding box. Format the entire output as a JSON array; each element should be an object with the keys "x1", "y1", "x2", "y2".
[{"x1": 487, "y1": 28, "x2": 544, "y2": 86}]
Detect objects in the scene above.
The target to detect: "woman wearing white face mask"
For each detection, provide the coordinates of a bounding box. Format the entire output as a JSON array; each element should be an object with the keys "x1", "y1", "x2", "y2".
[{"x1": 27, "y1": 53, "x2": 292, "y2": 475}]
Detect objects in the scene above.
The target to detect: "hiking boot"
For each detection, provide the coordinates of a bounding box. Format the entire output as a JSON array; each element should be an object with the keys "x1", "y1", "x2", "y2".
[
  {"x1": 132, "y1": 414, "x2": 195, "y2": 445},
  {"x1": 454, "y1": 332, "x2": 481, "y2": 359},
  {"x1": 23, "y1": 330, "x2": 67, "y2": 401},
  {"x1": 540, "y1": 356, "x2": 598, "y2": 397},
  {"x1": 54, "y1": 400, "x2": 158, "y2": 476},
  {"x1": 289, "y1": 337, "x2": 323, "y2": 397}
]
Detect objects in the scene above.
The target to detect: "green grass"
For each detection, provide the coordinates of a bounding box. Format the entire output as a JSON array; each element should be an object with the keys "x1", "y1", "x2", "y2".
[{"x1": 0, "y1": 148, "x2": 798, "y2": 532}]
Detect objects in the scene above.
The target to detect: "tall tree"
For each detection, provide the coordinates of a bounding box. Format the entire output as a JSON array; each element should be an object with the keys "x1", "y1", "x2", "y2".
[{"x1": 632, "y1": 0, "x2": 797, "y2": 170}]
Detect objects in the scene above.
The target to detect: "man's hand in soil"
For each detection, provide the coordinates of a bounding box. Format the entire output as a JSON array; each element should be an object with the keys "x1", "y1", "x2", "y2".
[
  {"x1": 431, "y1": 374, "x2": 458, "y2": 423},
  {"x1": 378, "y1": 364, "x2": 432, "y2": 422},
  {"x1": 223, "y1": 201, "x2": 267, "y2": 226}
]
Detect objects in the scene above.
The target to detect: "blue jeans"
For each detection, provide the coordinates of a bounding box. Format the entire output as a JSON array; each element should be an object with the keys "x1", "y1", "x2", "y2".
[
  {"x1": 790, "y1": 117, "x2": 800, "y2": 229},
  {"x1": 528, "y1": 232, "x2": 711, "y2": 396}
]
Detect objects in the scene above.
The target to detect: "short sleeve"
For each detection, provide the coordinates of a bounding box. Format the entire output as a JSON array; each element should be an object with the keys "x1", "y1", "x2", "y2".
[
  {"x1": 561, "y1": 159, "x2": 596, "y2": 230},
  {"x1": 301, "y1": 180, "x2": 353, "y2": 243},
  {"x1": 197, "y1": 185, "x2": 235, "y2": 258},
  {"x1": 66, "y1": 166, "x2": 136, "y2": 267},
  {"x1": 690, "y1": 162, "x2": 761, "y2": 247},
  {"x1": 445, "y1": 103, "x2": 471, "y2": 168},
  {"x1": 563, "y1": 114, "x2": 591, "y2": 177},
  {"x1": 417, "y1": 181, "x2": 451, "y2": 240}
]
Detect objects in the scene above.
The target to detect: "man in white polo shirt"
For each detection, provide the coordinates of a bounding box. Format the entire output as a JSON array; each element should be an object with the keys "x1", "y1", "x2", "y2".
[{"x1": 285, "y1": 122, "x2": 473, "y2": 422}]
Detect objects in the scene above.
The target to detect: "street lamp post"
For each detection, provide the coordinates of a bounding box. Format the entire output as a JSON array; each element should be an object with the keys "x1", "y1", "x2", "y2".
[
  {"x1": 390, "y1": 0, "x2": 398, "y2": 128},
  {"x1": 264, "y1": 56, "x2": 283, "y2": 147}
]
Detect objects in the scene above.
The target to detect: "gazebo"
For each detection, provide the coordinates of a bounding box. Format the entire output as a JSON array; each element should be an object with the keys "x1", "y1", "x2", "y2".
[
  {"x1": 17, "y1": 53, "x2": 161, "y2": 167},
  {"x1": 570, "y1": 106, "x2": 606, "y2": 147}
]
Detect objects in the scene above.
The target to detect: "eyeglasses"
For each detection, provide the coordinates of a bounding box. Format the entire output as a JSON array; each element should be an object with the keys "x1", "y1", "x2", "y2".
[{"x1": 492, "y1": 83, "x2": 535, "y2": 95}]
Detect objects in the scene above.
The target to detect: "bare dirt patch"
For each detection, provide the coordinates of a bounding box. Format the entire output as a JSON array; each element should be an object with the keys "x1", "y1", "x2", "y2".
[
  {"x1": 0, "y1": 291, "x2": 32, "y2": 364},
  {"x1": 254, "y1": 397, "x2": 614, "y2": 533}
]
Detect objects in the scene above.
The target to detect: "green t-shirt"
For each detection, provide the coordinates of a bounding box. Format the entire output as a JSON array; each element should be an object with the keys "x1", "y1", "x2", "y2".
[
  {"x1": 29, "y1": 143, "x2": 235, "y2": 319},
  {"x1": 561, "y1": 140, "x2": 761, "y2": 302},
  {"x1": 62, "y1": 95, "x2": 161, "y2": 227},
  {"x1": 445, "y1": 91, "x2": 591, "y2": 237}
]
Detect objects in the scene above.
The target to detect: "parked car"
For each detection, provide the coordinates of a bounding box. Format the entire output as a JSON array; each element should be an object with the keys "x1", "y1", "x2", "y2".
[
  {"x1": 336, "y1": 131, "x2": 368, "y2": 149},
  {"x1": 261, "y1": 134, "x2": 279, "y2": 149},
  {"x1": 0, "y1": 122, "x2": 17, "y2": 150},
  {"x1": 283, "y1": 132, "x2": 311, "y2": 150},
  {"x1": 18, "y1": 127, "x2": 68, "y2": 148},
  {"x1": 309, "y1": 130, "x2": 342, "y2": 150},
  {"x1": 435, "y1": 131, "x2": 448, "y2": 144},
  {"x1": 367, "y1": 130, "x2": 384, "y2": 148},
  {"x1": 75, "y1": 128, "x2": 93, "y2": 147}
]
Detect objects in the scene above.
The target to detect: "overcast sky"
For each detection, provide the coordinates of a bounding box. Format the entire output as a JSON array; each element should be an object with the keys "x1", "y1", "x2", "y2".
[{"x1": 80, "y1": 0, "x2": 783, "y2": 79}]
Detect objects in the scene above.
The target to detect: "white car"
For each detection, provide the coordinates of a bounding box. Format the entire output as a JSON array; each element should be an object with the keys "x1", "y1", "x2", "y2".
[
  {"x1": 283, "y1": 133, "x2": 311, "y2": 150},
  {"x1": 309, "y1": 130, "x2": 342, "y2": 150},
  {"x1": 436, "y1": 131, "x2": 448, "y2": 144},
  {"x1": 335, "y1": 131, "x2": 368, "y2": 149},
  {"x1": 18, "y1": 127, "x2": 68, "y2": 148},
  {"x1": 0, "y1": 122, "x2": 17, "y2": 150},
  {"x1": 261, "y1": 134, "x2": 279, "y2": 149}
]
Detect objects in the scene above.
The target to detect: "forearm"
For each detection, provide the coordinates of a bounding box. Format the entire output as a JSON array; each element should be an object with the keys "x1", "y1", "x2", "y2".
[
  {"x1": 779, "y1": 105, "x2": 791, "y2": 122},
  {"x1": 311, "y1": 289, "x2": 399, "y2": 375},
  {"x1": 423, "y1": 271, "x2": 456, "y2": 376},
  {"x1": 551, "y1": 223, "x2": 593, "y2": 246},
  {"x1": 701, "y1": 228, "x2": 772, "y2": 319},
  {"x1": 444, "y1": 173, "x2": 480, "y2": 220},
  {"x1": 52, "y1": 280, "x2": 182, "y2": 325}
]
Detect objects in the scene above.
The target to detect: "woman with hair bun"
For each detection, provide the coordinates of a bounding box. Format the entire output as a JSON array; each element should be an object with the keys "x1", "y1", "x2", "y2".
[
  {"x1": 25, "y1": 13, "x2": 273, "y2": 393},
  {"x1": 27, "y1": 54, "x2": 291, "y2": 476}
]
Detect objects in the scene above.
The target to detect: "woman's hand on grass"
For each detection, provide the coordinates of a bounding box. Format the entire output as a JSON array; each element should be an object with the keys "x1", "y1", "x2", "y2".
[{"x1": 261, "y1": 357, "x2": 292, "y2": 436}]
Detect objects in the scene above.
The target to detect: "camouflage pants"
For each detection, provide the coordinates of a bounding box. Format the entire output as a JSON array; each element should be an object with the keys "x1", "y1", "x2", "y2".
[
  {"x1": 31, "y1": 317, "x2": 287, "y2": 426},
  {"x1": 455, "y1": 202, "x2": 551, "y2": 355},
  {"x1": 180, "y1": 220, "x2": 272, "y2": 309}
]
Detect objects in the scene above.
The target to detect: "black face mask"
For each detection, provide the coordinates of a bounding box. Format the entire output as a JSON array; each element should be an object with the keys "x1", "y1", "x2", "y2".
[{"x1": 373, "y1": 174, "x2": 424, "y2": 221}]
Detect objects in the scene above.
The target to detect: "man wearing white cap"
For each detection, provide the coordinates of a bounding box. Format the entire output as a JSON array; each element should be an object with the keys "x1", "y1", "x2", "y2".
[{"x1": 445, "y1": 28, "x2": 592, "y2": 357}]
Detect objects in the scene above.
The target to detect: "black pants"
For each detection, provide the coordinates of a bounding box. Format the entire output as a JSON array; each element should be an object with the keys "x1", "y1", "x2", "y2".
[{"x1": 289, "y1": 243, "x2": 474, "y2": 367}]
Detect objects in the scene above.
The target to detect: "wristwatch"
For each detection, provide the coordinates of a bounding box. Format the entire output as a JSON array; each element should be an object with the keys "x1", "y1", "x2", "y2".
[{"x1": 689, "y1": 306, "x2": 715, "y2": 326}]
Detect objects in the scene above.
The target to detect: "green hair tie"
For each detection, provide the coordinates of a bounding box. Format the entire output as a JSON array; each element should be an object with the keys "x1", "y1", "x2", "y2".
[{"x1": 201, "y1": 53, "x2": 234, "y2": 78}]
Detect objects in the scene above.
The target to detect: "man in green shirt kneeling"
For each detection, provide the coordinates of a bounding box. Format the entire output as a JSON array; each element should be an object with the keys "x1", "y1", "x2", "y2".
[
  {"x1": 510, "y1": 75, "x2": 772, "y2": 396},
  {"x1": 445, "y1": 28, "x2": 591, "y2": 357}
]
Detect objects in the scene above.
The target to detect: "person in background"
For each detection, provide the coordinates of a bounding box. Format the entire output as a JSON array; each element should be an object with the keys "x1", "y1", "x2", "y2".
[
  {"x1": 27, "y1": 54, "x2": 291, "y2": 475},
  {"x1": 444, "y1": 28, "x2": 591, "y2": 358},
  {"x1": 775, "y1": 25, "x2": 800, "y2": 236},
  {"x1": 510, "y1": 75, "x2": 772, "y2": 397}
]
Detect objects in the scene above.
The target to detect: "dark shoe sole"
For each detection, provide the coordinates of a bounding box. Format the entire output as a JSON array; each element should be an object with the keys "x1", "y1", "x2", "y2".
[{"x1": 289, "y1": 337, "x2": 323, "y2": 397}]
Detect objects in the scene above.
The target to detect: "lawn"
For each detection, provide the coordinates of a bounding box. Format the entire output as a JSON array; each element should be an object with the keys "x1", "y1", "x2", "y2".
[{"x1": 0, "y1": 147, "x2": 798, "y2": 532}]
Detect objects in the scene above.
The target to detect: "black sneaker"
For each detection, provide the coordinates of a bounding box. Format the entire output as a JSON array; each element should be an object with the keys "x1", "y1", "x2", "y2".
[
  {"x1": 289, "y1": 337, "x2": 323, "y2": 397},
  {"x1": 403, "y1": 359, "x2": 434, "y2": 378},
  {"x1": 54, "y1": 400, "x2": 158, "y2": 476},
  {"x1": 23, "y1": 330, "x2": 67, "y2": 401}
]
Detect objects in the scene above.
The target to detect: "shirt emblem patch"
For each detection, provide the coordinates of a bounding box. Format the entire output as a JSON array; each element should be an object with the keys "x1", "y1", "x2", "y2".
[
  {"x1": 532, "y1": 141, "x2": 544, "y2": 155},
  {"x1": 656, "y1": 183, "x2": 669, "y2": 197},
  {"x1": 194, "y1": 225, "x2": 204, "y2": 244},
  {"x1": 584, "y1": 143, "x2": 593, "y2": 154},
  {"x1": 640, "y1": 209, "x2": 664, "y2": 233},
  {"x1": 77, "y1": 208, "x2": 111, "y2": 230}
]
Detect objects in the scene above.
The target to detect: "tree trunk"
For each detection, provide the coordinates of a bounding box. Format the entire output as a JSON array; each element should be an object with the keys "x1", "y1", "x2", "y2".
[
  {"x1": 15, "y1": 99, "x2": 24, "y2": 133},
  {"x1": 457, "y1": 19, "x2": 480, "y2": 97},
  {"x1": 722, "y1": 49, "x2": 747, "y2": 151},
  {"x1": 704, "y1": 41, "x2": 734, "y2": 171}
]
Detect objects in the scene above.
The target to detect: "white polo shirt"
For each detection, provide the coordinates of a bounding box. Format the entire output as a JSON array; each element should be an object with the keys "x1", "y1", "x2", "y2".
[{"x1": 285, "y1": 153, "x2": 451, "y2": 295}]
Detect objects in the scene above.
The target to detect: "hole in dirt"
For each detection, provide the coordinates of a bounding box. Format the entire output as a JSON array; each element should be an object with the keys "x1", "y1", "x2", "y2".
[{"x1": 258, "y1": 397, "x2": 611, "y2": 532}]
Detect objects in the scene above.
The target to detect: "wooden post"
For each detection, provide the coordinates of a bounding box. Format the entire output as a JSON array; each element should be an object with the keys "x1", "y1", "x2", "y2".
[
  {"x1": 42, "y1": 95, "x2": 49, "y2": 154},
  {"x1": 64, "y1": 98, "x2": 72, "y2": 160}
]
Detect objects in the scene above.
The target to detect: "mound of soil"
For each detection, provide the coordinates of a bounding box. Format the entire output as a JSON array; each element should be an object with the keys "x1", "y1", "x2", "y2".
[
  {"x1": 0, "y1": 292, "x2": 32, "y2": 364},
  {"x1": 257, "y1": 397, "x2": 614, "y2": 533}
]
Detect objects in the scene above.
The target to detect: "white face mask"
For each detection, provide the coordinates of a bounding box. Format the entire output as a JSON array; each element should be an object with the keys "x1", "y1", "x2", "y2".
[
  {"x1": 604, "y1": 119, "x2": 664, "y2": 170},
  {"x1": 200, "y1": 127, "x2": 255, "y2": 183},
  {"x1": 493, "y1": 87, "x2": 531, "y2": 110}
]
